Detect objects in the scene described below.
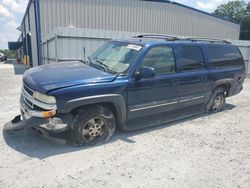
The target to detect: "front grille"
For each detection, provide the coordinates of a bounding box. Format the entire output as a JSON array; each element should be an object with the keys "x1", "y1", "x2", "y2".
[
  {"x1": 21, "y1": 84, "x2": 57, "y2": 111},
  {"x1": 23, "y1": 84, "x2": 34, "y2": 96},
  {"x1": 22, "y1": 84, "x2": 35, "y2": 109},
  {"x1": 23, "y1": 96, "x2": 33, "y2": 109}
]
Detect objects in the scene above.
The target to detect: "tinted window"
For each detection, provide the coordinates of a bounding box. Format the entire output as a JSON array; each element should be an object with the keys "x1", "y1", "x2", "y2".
[
  {"x1": 179, "y1": 46, "x2": 205, "y2": 71},
  {"x1": 207, "y1": 44, "x2": 244, "y2": 67},
  {"x1": 141, "y1": 46, "x2": 175, "y2": 75}
]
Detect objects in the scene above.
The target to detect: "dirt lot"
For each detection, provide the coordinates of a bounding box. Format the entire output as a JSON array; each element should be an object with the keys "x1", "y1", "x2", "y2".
[{"x1": 0, "y1": 61, "x2": 250, "y2": 188}]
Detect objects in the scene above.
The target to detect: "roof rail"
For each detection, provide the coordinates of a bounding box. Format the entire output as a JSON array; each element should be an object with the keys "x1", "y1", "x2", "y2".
[
  {"x1": 135, "y1": 34, "x2": 179, "y2": 41},
  {"x1": 184, "y1": 37, "x2": 231, "y2": 44}
]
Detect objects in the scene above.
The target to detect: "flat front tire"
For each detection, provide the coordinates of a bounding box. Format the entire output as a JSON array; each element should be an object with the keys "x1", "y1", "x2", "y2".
[{"x1": 70, "y1": 105, "x2": 116, "y2": 146}]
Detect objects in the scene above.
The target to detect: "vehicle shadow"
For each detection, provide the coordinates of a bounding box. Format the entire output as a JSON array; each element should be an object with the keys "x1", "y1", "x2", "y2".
[
  {"x1": 2, "y1": 103, "x2": 236, "y2": 159},
  {"x1": 4, "y1": 60, "x2": 26, "y2": 75}
]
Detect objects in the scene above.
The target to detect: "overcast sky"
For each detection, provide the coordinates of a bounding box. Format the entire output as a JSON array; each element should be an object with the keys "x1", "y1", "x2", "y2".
[{"x1": 0, "y1": 0, "x2": 250, "y2": 50}]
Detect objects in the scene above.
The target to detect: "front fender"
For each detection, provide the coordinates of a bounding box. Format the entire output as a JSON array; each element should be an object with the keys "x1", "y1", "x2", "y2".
[{"x1": 61, "y1": 94, "x2": 127, "y2": 124}]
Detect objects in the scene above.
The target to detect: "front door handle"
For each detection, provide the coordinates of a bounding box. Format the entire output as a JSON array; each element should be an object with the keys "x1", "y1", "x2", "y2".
[{"x1": 200, "y1": 76, "x2": 207, "y2": 81}]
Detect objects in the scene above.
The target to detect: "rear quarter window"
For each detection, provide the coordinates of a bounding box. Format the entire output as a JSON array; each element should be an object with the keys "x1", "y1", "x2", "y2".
[
  {"x1": 179, "y1": 46, "x2": 205, "y2": 71},
  {"x1": 207, "y1": 44, "x2": 244, "y2": 68}
]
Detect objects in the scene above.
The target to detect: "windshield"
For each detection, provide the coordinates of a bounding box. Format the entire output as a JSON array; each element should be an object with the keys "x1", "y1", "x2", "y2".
[{"x1": 90, "y1": 41, "x2": 142, "y2": 74}]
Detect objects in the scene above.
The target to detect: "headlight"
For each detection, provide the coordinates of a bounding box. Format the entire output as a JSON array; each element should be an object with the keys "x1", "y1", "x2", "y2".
[{"x1": 33, "y1": 92, "x2": 56, "y2": 104}]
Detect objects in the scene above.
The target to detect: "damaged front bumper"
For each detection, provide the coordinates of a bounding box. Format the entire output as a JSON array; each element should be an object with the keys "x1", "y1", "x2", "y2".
[
  {"x1": 3, "y1": 114, "x2": 71, "y2": 145},
  {"x1": 3, "y1": 85, "x2": 72, "y2": 144},
  {"x1": 4, "y1": 93, "x2": 69, "y2": 133},
  {"x1": 3, "y1": 114, "x2": 69, "y2": 133},
  {"x1": 4, "y1": 100, "x2": 70, "y2": 134},
  {"x1": 3, "y1": 115, "x2": 49, "y2": 131},
  {"x1": 3, "y1": 115, "x2": 70, "y2": 144}
]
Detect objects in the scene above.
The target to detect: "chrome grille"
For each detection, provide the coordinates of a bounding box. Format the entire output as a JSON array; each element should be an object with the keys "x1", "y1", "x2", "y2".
[
  {"x1": 23, "y1": 84, "x2": 34, "y2": 96},
  {"x1": 22, "y1": 84, "x2": 35, "y2": 109},
  {"x1": 21, "y1": 84, "x2": 57, "y2": 111},
  {"x1": 23, "y1": 96, "x2": 33, "y2": 109}
]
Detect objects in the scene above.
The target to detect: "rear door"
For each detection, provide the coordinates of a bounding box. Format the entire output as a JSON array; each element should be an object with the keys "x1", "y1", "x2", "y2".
[{"x1": 175, "y1": 45, "x2": 210, "y2": 107}]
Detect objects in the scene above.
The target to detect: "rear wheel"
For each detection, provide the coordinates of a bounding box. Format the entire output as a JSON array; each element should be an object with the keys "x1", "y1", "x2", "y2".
[
  {"x1": 70, "y1": 105, "x2": 116, "y2": 146},
  {"x1": 206, "y1": 87, "x2": 225, "y2": 113}
]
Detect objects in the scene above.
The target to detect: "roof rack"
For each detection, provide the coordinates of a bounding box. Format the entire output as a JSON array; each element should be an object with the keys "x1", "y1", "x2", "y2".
[
  {"x1": 184, "y1": 37, "x2": 231, "y2": 44},
  {"x1": 135, "y1": 34, "x2": 179, "y2": 41},
  {"x1": 134, "y1": 35, "x2": 231, "y2": 44}
]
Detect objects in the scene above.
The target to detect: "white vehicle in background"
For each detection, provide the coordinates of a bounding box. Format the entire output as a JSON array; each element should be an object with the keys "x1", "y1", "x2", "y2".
[{"x1": 0, "y1": 53, "x2": 7, "y2": 62}]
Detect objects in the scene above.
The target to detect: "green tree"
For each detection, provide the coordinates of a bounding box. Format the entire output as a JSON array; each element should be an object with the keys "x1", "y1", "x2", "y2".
[
  {"x1": 214, "y1": 0, "x2": 250, "y2": 40},
  {"x1": 214, "y1": 0, "x2": 247, "y2": 22},
  {"x1": 0, "y1": 49, "x2": 17, "y2": 59}
]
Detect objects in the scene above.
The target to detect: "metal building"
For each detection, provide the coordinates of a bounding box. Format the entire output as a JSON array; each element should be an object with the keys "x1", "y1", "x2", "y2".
[{"x1": 10, "y1": 0, "x2": 244, "y2": 67}]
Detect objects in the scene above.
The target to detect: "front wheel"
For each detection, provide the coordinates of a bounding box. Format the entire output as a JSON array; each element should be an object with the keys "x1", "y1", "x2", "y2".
[
  {"x1": 206, "y1": 87, "x2": 225, "y2": 113},
  {"x1": 70, "y1": 105, "x2": 116, "y2": 146}
]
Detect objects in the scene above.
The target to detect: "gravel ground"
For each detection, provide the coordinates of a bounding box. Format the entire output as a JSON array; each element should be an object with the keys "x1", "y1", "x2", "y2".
[{"x1": 0, "y1": 61, "x2": 250, "y2": 188}]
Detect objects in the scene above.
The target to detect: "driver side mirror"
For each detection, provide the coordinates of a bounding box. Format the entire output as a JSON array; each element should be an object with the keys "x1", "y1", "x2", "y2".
[{"x1": 135, "y1": 66, "x2": 156, "y2": 81}]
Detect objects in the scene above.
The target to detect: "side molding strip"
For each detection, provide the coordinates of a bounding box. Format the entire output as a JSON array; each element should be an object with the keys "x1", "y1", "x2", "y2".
[
  {"x1": 130, "y1": 95, "x2": 205, "y2": 112},
  {"x1": 130, "y1": 101, "x2": 178, "y2": 112},
  {"x1": 179, "y1": 96, "x2": 205, "y2": 103}
]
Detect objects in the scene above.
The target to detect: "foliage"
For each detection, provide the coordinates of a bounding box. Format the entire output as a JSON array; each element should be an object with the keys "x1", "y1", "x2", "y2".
[
  {"x1": 214, "y1": 0, "x2": 250, "y2": 40},
  {"x1": 214, "y1": 0, "x2": 247, "y2": 22},
  {"x1": 0, "y1": 49, "x2": 17, "y2": 59}
]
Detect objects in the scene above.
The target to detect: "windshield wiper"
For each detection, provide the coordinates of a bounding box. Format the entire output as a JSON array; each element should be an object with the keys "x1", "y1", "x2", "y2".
[
  {"x1": 87, "y1": 57, "x2": 117, "y2": 74},
  {"x1": 78, "y1": 59, "x2": 89, "y2": 65},
  {"x1": 94, "y1": 59, "x2": 110, "y2": 72},
  {"x1": 87, "y1": 56, "x2": 92, "y2": 64}
]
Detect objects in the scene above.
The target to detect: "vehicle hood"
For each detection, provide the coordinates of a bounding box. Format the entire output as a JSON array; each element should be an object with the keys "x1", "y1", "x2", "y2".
[{"x1": 23, "y1": 61, "x2": 117, "y2": 93}]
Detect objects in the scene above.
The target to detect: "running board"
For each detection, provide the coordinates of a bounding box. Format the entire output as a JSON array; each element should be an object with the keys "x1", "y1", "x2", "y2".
[{"x1": 122, "y1": 105, "x2": 205, "y2": 131}]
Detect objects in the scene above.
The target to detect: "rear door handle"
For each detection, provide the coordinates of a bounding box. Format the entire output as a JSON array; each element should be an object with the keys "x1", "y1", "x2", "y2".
[
  {"x1": 200, "y1": 76, "x2": 207, "y2": 81},
  {"x1": 171, "y1": 79, "x2": 180, "y2": 84}
]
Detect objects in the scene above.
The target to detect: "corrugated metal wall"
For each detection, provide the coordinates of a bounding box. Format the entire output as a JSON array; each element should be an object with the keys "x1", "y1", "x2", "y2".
[
  {"x1": 20, "y1": 1, "x2": 39, "y2": 66},
  {"x1": 41, "y1": 27, "x2": 250, "y2": 75},
  {"x1": 231, "y1": 40, "x2": 250, "y2": 75},
  {"x1": 28, "y1": 3, "x2": 39, "y2": 67},
  {"x1": 39, "y1": 0, "x2": 240, "y2": 40},
  {"x1": 41, "y1": 27, "x2": 140, "y2": 64}
]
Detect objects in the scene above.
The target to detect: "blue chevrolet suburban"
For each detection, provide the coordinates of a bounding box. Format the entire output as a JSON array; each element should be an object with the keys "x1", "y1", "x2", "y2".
[{"x1": 4, "y1": 35, "x2": 245, "y2": 146}]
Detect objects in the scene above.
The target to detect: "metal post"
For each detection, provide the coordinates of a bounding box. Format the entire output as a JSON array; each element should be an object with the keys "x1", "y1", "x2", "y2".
[
  {"x1": 55, "y1": 34, "x2": 58, "y2": 63},
  {"x1": 247, "y1": 46, "x2": 250, "y2": 76},
  {"x1": 46, "y1": 39, "x2": 49, "y2": 64}
]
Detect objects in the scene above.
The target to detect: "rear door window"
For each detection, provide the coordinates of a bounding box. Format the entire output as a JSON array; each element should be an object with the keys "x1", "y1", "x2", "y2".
[
  {"x1": 179, "y1": 46, "x2": 205, "y2": 71},
  {"x1": 207, "y1": 44, "x2": 244, "y2": 67}
]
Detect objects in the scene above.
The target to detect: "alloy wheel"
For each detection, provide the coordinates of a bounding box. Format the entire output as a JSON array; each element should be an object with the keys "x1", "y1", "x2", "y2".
[{"x1": 81, "y1": 117, "x2": 107, "y2": 143}]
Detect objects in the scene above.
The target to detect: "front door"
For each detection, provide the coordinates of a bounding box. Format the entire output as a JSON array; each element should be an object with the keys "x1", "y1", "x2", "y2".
[{"x1": 127, "y1": 45, "x2": 180, "y2": 120}]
